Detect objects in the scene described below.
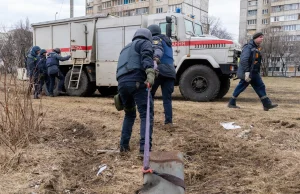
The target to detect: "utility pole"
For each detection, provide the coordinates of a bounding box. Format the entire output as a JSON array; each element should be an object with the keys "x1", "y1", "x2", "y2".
[{"x1": 70, "y1": 0, "x2": 74, "y2": 18}]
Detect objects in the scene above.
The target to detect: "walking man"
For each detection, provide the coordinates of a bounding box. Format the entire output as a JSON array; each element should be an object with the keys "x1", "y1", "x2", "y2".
[{"x1": 228, "y1": 32, "x2": 278, "y2": 111}]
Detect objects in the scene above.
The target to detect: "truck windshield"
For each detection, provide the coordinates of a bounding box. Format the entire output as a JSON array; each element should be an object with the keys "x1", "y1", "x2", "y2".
[
  {"x1": 184, "y1": 19, "x2": 194, "y2": 36},
  {"x1": 194, "y1": 23, "x2": 203, "y2": 36}
]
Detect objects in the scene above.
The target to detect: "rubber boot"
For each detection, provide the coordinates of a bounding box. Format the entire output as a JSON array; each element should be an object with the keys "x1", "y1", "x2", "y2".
[
  {"x1": 261, "y1": 97, "x2": 278, "y2": 111},
  {"x1": 228, "y1": 97, "x2": 240, "y2": 109}
]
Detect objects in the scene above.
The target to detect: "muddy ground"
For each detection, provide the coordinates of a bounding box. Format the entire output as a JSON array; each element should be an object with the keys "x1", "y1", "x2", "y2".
[{"x1": 1, "y1": 77, "x2": 300, "y2": 194}]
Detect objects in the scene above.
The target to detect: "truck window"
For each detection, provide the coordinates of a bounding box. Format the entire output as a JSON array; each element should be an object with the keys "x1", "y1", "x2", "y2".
[
  {"x1": 194, "y1": 23, "x2": 203, "y2": 36},
  {"x1": 184, "y1": 19, "x2": 194, "y2": 35},
  {"x1": 159, "y1": 22, "x2": 175, "y2": 35}
]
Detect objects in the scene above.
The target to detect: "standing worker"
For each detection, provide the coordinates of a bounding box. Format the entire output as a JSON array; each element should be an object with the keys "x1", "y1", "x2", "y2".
[
  {"x1": 147, "y1": 24, "x2": 176, "y2": 130},
  {"x1": 115, "y1": 28, "x2": 155, "y2": 156},
  {"x1": 26, "y1": 46, "x2": 41, "y2": 98},
  {"x1": 36, "y1": 49, "x2": 49, "y2": 97},
  {"x1": 228, "y1": 32, "x2": 278, "y2": 111},
  {"x1": 46, "y1": 48, "x2": 71, "y2": 97}
]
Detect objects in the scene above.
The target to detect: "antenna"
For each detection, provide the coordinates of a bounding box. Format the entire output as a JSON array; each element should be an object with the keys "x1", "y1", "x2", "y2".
[{"x1": 70, "y1": 0, "x2": 74, "y2": 18}]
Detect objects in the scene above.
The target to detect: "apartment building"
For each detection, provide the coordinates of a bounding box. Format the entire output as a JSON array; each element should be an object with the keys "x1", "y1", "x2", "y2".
[
  {"x1": 239, "y1": 0, "x2": 300, "y2": 76},
  {"x1": 85, "y1": 0, "x2": 209, "y2": 24}
]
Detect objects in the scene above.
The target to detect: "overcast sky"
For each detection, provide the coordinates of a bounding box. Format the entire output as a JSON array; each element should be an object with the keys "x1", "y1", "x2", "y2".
[{"x1": 0, "y1": 0, "x2": 240, "y2": 39}]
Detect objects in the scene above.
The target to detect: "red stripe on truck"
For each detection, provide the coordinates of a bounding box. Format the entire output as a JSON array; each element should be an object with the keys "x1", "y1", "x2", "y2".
[
  {"x1": 172, "y1": 40, "x2": 233, "y2": 47},
  {"x1": 45, "y1": 46, "x2": 93, "y2": 53}
]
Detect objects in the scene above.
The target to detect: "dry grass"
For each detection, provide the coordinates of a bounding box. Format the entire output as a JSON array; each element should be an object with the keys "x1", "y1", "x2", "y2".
[
  {"x1": 0, "y1": 73, "x2": 44, "y2": 168},
  {"x1": 0, "y1": 77, "x2": 300, "y2": 194}
]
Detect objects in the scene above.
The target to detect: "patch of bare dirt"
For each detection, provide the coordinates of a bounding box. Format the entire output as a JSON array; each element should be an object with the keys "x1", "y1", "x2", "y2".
[{"x1": 1, "y1": 77, "x2": 300, "y2": 194}]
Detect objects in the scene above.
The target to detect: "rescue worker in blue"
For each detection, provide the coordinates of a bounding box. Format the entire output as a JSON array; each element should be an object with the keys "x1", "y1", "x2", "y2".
[
  {"x1": 46, "y1": 48, "x2": 71, "y2": 97},
  {"x1": 116, "y1": 28, "x2": 155, "y2": 155},
  {"x1": 147, "y1": 24, "x2": 177, "y2": 130},
  {"x1": 228, "y1": 32, "x2": 278, "y2": 111},
  {"x1": 26, "y1": 46, "x2": 41, "y2": 97},
  {"x1": 36, "y1": 49, "x2": 49, "y2": 97}
]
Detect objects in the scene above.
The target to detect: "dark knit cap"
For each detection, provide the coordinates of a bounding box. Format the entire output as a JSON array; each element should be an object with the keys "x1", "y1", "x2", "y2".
[{"x1": 253, "y1": 32, "x2": 264, "y2": 40}]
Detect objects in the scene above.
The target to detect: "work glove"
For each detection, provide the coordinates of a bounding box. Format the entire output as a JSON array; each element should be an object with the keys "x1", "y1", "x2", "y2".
[
  {"x1": 145, "y1": 68, "x2": 155, "y2": 87},
  {"x1": 245, "y1": 72, "x2": 251, "y2": 82}
]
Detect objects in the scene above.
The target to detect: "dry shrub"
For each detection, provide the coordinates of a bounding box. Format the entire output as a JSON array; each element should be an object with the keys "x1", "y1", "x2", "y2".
[{"x1": 0, "y1": 72, "x2": 44, "y2": 155}]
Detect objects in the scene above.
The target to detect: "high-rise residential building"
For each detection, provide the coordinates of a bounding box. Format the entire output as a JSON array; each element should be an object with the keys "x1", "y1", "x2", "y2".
[
  {"x1": 85, "y1": 0, "x2": 209, "y2": 24},
  {"x1": 240, "y1": 0, "x2": 300, "y2": 43},
  {"x1": 239, "y1": 0, "x2": 300, "y2": 76}
]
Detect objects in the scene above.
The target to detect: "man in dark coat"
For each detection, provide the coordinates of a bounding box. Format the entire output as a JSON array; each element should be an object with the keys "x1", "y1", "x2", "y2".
[
  {"x1": 26, "y1": 46, "x2": 41, "y2": 97},
  {"x1": 46, "y1": 48, "x2": 71, "y2": 97},
  {"x1": 147, "y1": 24, "x2": 176, "y2": 130},
  {"x1": 36, "y1": 49, "x2": 49, "y2": 97},
  {"x1": 228, "y1": 32, "x2": 278, "y2": 111},
  {"x1": 116, "y1": 28, "x2": 155, "y2": 155}
]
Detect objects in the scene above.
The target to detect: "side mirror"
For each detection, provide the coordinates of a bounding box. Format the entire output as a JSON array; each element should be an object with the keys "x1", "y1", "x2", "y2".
[
  {"x1": 166, "y1": 16, "x2": 172, "y2": 23},
  {"x1": 166, "y1": 23, "x2": 172, "y2": 38}
]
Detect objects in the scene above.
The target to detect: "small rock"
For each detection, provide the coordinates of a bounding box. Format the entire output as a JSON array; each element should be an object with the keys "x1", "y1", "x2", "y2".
[
  {"x1": 237, "y1": 129, "x2": 251, "y2": 139},
  {"x1": 73, "y1": 129, "x2": 77, "y2": 133}
]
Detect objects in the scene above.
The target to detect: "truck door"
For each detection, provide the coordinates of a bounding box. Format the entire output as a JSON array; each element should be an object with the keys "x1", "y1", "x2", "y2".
[{"x1": 70, "y1": 23, "x2": 87, "y2": 59}]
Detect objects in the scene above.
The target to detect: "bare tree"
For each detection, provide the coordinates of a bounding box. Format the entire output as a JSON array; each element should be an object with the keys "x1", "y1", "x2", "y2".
[
  {"x1": 0, "y1": 18, "x2": 32, "y2": 73},
  {"x1": 207, "y1": 16, "x2": 233, "y2": 40}
]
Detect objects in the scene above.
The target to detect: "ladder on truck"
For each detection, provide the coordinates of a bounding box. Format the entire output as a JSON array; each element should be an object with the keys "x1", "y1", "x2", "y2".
[{"x1": 68, "y1": 59, "x2": 83, "y2": 89}]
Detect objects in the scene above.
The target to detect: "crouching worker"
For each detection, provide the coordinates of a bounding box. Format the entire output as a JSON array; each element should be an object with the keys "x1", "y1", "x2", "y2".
[
  {"x1": 37, "y1": 49, "x2": 49, "y2": 97},
  {"x1": 46, "y1": 48, "x2": 71, "y2": 97},
  {"x1": 115, "y1": 28, "x2": 155, "y2": 156}
]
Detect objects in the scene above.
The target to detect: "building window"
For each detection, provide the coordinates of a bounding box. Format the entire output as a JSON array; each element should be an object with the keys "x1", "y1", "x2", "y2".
[
  {"x1": 136, "y1": 7, "x2": 149, "y2": 15},
  {"x1": 112, "y1": 0, "x2": 122, "y2": 6},
  {"x1": 247, "y1": 19, "x2": 257, "y2": 25},
  {"x1": 248, "y1": 10, "x2": 257, "y2": 16},
  {"x1": 284, "y1": 3, "x2": 299, "y2": 11},
  {"x1": 248, "y1": 0, "x2": 257, "y2": 6},
  {"x1": 156, "y1": 7, "x2": 163, "y2": 13},
  {"x1": 272, "y1": 5, "x2": 284, "y2": 12},
  {"x1": 262, "y1": 19, "x2": 269, "y2": 24},
  {"x1": 263, "y1": 0, "x2": 269, "y2": 4},
  {"x1": 98, "y1": 6, "x2": 102, "y2": 12},
  {"x1": 86, "y1": 7, "x2": 93, "y2": 14},
  {"x1": 262, "y1": 9, "x2": 268, "y2": 14},
  {"x1": 169, "y1": 4, "x2": 182, "y2": 12},
  {"x1": 102, "y1": 1, "x2": 112, "y2": 9}
]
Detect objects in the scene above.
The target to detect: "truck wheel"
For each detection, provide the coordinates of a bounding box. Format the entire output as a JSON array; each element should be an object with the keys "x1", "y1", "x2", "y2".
[
  {"x1": 216, "y1": 77, "x2": 230, "y2": 99},
  {"x1": 98, "y1": 86, "x2": 118, "y2": 96},
  {"x1": 179, "y1": 65, "x2": 220, "y2": 102},
  {"x1": 43, "y1": 77, "x2": 59, "y2": 97},
  {"x1": 64, "y1": 69, "x2": 89, "y2": 96}
]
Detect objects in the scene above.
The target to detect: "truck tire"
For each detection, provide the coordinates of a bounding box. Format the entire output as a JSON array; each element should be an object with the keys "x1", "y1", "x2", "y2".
[
  {"x1": 64, "y1": 69, "x2": 90, "y2": 96},
  {"x1": 43, "y1": 77, "x2": 60, "y2": 97},
  {"x1": 98, "y1": 86, "x2": 118, "y2": 96},
  {"x1": 216, "y1": 77, "x2": 230, "y2": 99},
  {"x1": 179, "y1": 65, "x2": 220, "y2": 102}
]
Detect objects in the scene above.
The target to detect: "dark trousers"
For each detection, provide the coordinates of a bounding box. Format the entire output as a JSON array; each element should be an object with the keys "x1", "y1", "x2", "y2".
[
  {"x1": 232, "y1": 72, "x2": 266, "y2": 98},
  {"x1": 151, "y1": 76, "x2": 174, "y2": 124},
  {"x1": 49, "y1": 71, "x2": 64, "y2": 95},
  {"x1": 39, "y1": 73, "x2": 49, "y2": 94},
  {"x1": 118, "y1": 82, "x2": 154, "y2": 153}
]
